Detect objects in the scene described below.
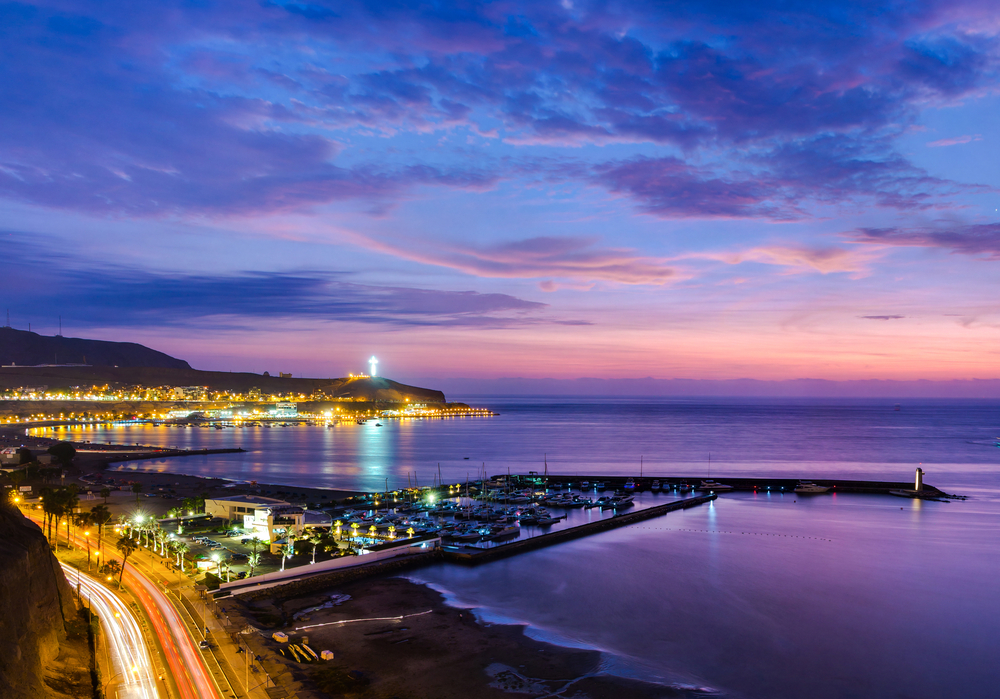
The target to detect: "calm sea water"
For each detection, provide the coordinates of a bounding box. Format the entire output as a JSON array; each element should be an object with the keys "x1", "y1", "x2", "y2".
[{"x1": 33, "y1": 398, "x2": 1000, "y2": 698}]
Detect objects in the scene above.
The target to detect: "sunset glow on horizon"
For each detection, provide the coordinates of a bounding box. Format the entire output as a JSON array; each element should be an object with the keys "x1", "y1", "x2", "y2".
[{"x1": 1, "y1": 1, "x2": 998, "y2": 385}]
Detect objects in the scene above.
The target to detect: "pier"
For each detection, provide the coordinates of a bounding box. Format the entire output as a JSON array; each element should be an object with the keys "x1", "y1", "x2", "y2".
[{"x1": 442, "y1": 493, "x2": 717, "y2": 564}]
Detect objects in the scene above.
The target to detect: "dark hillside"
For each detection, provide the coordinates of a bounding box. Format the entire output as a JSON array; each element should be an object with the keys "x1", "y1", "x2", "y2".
[{"x1": 0, "y1": 328, "x2": 190, "y2": 369}]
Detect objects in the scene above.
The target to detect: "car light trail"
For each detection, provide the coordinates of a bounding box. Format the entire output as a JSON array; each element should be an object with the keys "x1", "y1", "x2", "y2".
[
  {"x1": 60, "y1": 564, "x2": 159, "y2": 699},
  {"x1": 30, "y1": 512, "x2": 222, "y2": 699},
  {"x1": 123, "y1": 565, "x2": 221, "y2": 699}
]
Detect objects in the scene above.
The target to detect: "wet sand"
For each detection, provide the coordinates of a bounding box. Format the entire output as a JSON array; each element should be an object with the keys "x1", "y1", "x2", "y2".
[{"x1": 230, "y1": 576, "x2": 687, "y2": 699}]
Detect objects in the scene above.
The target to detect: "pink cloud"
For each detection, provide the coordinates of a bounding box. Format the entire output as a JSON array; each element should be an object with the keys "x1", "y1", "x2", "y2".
[
  {"x1": 709, "y1": 245, "x2": 876, "y2": 275},
  {"x1": 926, "y1": 134, "x2": 982, "y2": 147},
  {"x1": 348, "y1": 233, "x2": 681, "y2": 285}
]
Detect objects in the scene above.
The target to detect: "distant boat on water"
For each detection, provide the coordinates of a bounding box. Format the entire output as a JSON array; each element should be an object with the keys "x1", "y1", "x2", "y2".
[
  {"x1": 697, "y1": 480, "x2": 733, "y2": 492},
  {"x1": 794, "y1": 481, "x2": 830, "y2": 494}
]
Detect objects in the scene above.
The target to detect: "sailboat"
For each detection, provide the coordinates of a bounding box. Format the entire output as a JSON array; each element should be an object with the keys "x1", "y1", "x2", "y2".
[{"x1": 697, "y1": 453, "x2": 733, "y2": 491}]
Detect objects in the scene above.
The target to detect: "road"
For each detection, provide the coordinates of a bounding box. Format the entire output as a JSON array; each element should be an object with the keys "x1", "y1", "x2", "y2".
[
  {"x1": 30, "y1": 512, "x2": 223, "y2": 699},
  {"x1": 62, "y1": 563, "x2": 159, "y2": 699}
]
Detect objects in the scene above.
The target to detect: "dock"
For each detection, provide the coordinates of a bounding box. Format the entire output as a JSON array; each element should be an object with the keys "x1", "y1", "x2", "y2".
[{"x1": 442, "y1": 493, "x2": 717, "y2": 564}]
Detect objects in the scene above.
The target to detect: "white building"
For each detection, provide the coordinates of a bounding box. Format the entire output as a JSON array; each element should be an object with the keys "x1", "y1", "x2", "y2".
[
  {"x1": 172, "y1": 386, "x2": 208, "y2": 401},
  {"x1": 244, "y1": 505, "x2": 305, "y2": 554},
  {"x1": 270, "y1": 402, "x2": 298, "y2": 418},
  {"x1": 204, "y1": 494, "x2": 290, "y2": 522}
]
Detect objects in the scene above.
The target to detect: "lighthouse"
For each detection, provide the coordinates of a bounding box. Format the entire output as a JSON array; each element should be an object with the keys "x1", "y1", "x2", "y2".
[
  {"x1": 914, "y1": 467, "x2": 924, "y2": 492},
  {"x1": 369, "y1": 356, "x2": 378, "y2": 377}
]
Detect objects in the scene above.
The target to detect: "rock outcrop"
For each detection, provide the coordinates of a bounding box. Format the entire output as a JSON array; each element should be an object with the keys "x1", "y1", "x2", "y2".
[{"x1": 0, "y1": 505, "x2": 77, "y2": 699}]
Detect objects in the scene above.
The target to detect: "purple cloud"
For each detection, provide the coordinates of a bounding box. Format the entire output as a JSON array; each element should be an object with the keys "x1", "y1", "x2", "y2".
[
  {"x1": 0, "y1": 233, "x2": 556, "y2": 329},
  {"x1": 0, "y1": 0, "x2": 995, "y2": 221},
  {"x1": 592, "y1": 157, "x2": 778, "y2": 219},
  {"x1": 854, "y1": 224, "x2": 1000, "y2": 258}
]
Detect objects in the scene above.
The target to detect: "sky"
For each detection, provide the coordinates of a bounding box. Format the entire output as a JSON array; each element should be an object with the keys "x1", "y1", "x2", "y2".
[{"x1": 1, "y1": 0, "x2": 999, "y2": 387}]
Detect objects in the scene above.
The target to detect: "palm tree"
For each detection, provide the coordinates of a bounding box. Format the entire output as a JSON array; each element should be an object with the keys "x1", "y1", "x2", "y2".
[
  {"x1": 90, "y1": 504, "x2": 111, "y2": 554},
  {"x1": 174, "y1": 542, "x2": 189, "y2": 571},
  {"x1": 115, "y1": 535, "x2": 137, "y2": 586},
  {"x1": 116, "y1": 514, "x2": 129, "y2": 537},
  {"x1": 62, "y1": 488, "x2": 79, "y2": 548},
  {"x1": 310, "y1": 535, "x2": 322, "y2": 564},
  {"x1": 131, "y1": 482, "x2": 142, "y2": 504},
  {"x1": 103, "y1": 559, "x2": 121, "y2": 579},
  {"x1": 100, "y1": 487, "x2": 111, "y2": 504},
  {"x1": 40, "y1": 488, "x2": 60, "y2": 545},
  {"x1": 247, "y1": 551, "x2": 260, "y2": 578}
]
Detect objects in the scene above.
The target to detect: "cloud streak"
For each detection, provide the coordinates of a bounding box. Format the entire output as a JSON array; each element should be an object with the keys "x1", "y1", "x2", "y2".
[
  {"x1": 0, "y1": 234, "x2": 566, "y2": 329},
  {"x1": 348, "y1": 233, "x2": 681, "y2": 286}
]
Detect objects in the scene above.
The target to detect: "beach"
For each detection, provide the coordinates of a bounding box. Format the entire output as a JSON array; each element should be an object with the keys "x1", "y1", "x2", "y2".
[{"x1": 226, "y1": 576, "x2": 687, "y2": 699}]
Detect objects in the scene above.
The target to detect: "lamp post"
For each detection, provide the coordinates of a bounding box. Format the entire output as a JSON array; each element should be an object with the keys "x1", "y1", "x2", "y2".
[
  {"x1": 84, "y1": 531, "x2": 91, "y2": 570},
  {"x1": 103, "y1": 665, "x2": 140, "y2": 697}
]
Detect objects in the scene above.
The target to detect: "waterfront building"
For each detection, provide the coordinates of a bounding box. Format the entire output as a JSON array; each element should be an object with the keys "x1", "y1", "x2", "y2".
[{"x1": 204, "y1": 494, "x2": 290, "y2": 522}]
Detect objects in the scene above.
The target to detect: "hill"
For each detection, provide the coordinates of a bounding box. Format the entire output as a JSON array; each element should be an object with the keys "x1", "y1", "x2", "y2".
[
  {"x1": 0, "y1": 365, "x2": 446, "y2": 403},
  {"x1": 0, "y1": 327, "x2": 191, "y2": 369}
]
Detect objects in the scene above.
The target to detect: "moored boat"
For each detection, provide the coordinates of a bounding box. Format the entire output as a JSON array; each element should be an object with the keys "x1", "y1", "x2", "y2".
[
  {"x1": 696, "y1": 480, "x2": 733, "y2": 492},
  {"x1": 794, "y1": 481, "x2": 830, "y2": 494}
]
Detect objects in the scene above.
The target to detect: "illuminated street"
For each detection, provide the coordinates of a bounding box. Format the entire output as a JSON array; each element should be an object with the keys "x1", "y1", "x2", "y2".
[
  {"x1": 30, "y1": 511, "x2": 223, "y2": 699},
  {"x1": 60, "y1": 564, "x2": 159, "y2": 699}
]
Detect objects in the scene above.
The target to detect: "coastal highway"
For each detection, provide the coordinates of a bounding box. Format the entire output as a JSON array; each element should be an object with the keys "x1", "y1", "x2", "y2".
[
  {"x1": 61, "y1": 563, "x2": 159, "y2": 699},
  {"x1": 29, "y1": 512, "x2": 222, "y2": 699}
]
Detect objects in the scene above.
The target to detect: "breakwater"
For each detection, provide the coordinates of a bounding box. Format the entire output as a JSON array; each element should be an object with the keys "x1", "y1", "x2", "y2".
[
  {"x1": 505, "y1": 474, "x2": 945, "y2": 495},
  {"x1": 443, "y1": 493, "x2": 718, "y2": 564},
  {"x1": 99, "y1": 446, "x2": 245, "y2": 466}
]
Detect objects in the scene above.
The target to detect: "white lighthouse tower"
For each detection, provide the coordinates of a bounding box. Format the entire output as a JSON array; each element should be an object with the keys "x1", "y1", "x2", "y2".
[
  {"x1": 914, "y1": 467, "x2": 924, "y2": 492},
  {"x1": 369, "y1": 356, "x2": 378, "y2": 377}
]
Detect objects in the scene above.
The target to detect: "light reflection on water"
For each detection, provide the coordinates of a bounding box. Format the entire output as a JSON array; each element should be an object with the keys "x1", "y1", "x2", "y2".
[
  {"x1": 30, "y1": 399, "x2": 1000, "y2": 698},
  {"x1": 412, "y1": 490, "x2": 1000, "y2": 699}
]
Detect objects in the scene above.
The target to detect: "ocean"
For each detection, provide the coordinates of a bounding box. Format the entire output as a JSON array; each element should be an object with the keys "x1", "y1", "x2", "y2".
[{"x1": 33, "y1": 397, "x2": 1000, "y2": 698}]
